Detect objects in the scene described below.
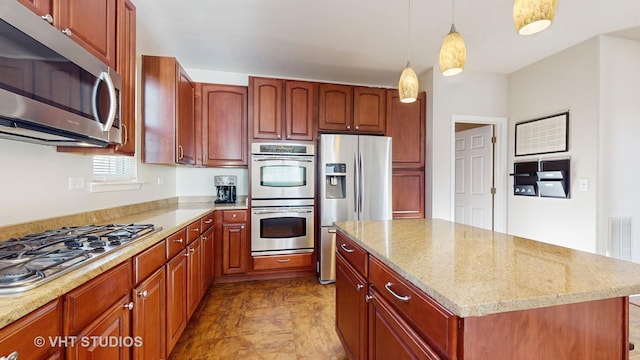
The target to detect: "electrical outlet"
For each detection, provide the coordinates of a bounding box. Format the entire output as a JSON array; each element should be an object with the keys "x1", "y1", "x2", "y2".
[
  {"x1": 157, "y1": 177, "x2": 164, "y2": 185},
  {"x1": 578, "y1": 178, "x2": 589, "y2": 191},
  {"x1": 68, "y1": 177, "x2": 85, "y2": 190}
]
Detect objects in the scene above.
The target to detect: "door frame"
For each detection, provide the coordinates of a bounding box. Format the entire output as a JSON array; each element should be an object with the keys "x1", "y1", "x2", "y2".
[{"x1": 450, "y1": 115, "x2": 507, "y2": 232}]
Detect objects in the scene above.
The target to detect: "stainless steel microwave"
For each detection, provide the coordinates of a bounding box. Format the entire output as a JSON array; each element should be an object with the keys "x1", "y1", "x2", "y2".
[{"x1": 0, "y1": 1, "x2": 122, "y2": 147}]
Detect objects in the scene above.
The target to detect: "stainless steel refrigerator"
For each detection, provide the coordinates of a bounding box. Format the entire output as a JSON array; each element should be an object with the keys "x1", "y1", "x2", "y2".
[{"x1": 318, "y1": 134, "x2": 392, "y2": 284}]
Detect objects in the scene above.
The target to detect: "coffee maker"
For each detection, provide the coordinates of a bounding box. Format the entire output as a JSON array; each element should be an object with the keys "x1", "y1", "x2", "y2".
[{"x1": 215, "y1": 175, "x2": 237, "y2": 203}]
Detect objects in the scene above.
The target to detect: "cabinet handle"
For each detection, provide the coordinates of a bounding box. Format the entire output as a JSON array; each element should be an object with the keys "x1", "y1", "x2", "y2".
[
  {"x1": 41, "y1": 14, "x2": 53, "y2": 24},
  {"x1": 276, "y1": 259, "x2": 291, "y2": 263},
  {"x1": 122, "y1": 123, "x2": 128, "y2": 146},
  {"x1": 124, "y1": 302, "x2": 134, "y2": 310},
  {"x1": 61, "y1": 28, "x2": 72, "y2": 36},
  {"x1": 365, "y1": 295, "x2": 373, "y2": 302},
  {"x1": 205, "y1": 219, "x2": 213, "y2": 224},
  {"x1": 178, "y1": 145, "x2": 184, "y2": 160},
  {"x1": 191, "y1": 227, "x2": 200, "y2": 232},
  {"x1": 384, "y1": 282, "x2": 411, "y2": 302},
  {"x1": 139, "y1": 290, "x2": 148, "y2": 298},
  {"x1": 340, "y1": 243, "x2": 355, "y2": 253},
  {"x1": 175, "y1": 238, "x2": 184, "y2": 244},
  {"x1": 356, "y1": 284, "x2": 364, "y2": 291}
]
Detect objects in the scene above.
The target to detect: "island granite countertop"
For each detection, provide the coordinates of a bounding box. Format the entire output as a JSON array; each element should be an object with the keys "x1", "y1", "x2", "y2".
[
  {"x1": 334, "y1": 218, "x2": 640, "y2": 318},
  {"x1": 0, "y1": 198, "x2": 247, "y2": 329}
]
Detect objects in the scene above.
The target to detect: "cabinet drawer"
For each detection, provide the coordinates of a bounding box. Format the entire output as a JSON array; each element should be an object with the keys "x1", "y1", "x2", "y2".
[
  {"x1": 252, "y1": 253, "x2": 313, "y2": 271},
  {"x1": 0, "y1": 299, "x2": 62, "y2": 359},
  {"x1": 187, "y1": 220, "x2": 202, "y2": 244},
  {"x1": 369, "y1": 257, "x2": 457, "y2": 358},
  {"x1": 201, "y1": 212, "x2": 215, "y2": 232},
  {"x1": 133, "y1": 240, "x2": 167, "y2": 284},
  {"x1": 64, "y1": 260, "x2": 132, "y2": 335},
  {"x1": 223, "y1": 210, "x2": 247, "y2": 223},
  {"x1": 336, "y1": 232, "x2": 368, "y2": 277},
  {"x1": 166, "y1": 228, "x2": 187, "y2": 259}
]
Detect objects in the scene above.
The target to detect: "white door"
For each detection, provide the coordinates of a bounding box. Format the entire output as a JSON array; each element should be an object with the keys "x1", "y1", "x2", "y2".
[{"x1": 454, "y1": 125, "x2": 494, "y2": 230}]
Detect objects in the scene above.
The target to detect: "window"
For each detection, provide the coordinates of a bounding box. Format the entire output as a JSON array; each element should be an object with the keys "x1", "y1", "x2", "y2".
[{"x1": 90, "y1": 155, "x2": 141, "y2": 192}]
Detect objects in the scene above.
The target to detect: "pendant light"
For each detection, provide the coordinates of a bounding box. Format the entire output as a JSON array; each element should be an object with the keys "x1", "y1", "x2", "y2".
[
  {"x1": 513, "y1": 0, "x2": 558, "y2": 36},
  {"x1": 398, "y1": 0, "x2": 418, "y2": 103},
  {"x1": 439, "y1": 0, "x2": 466, "y2": 77}
]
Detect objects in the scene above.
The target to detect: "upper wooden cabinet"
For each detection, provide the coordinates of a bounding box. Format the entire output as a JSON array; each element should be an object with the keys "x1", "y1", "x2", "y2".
[
  {"x1": 56, "y1": 0, "x2": 118, "y2": 69},
  {"x1": 250, "y1": 77, "x2": 316, "y2": 142},
  {"x1": 319, "y1": 84, "x2": 386, "y2": 134},
  {"x1": 200, "y1": 84, "x2": 248, "y2": 166},
  {"x1": 113, "y1": 0, "x2": 136, "y2": 155},
  {"x1": 142, "y1": 55, "x2": 196, "y2": 165},
  {"x1": 387, "y1": 90, "x2": 426, "y2": 169}
]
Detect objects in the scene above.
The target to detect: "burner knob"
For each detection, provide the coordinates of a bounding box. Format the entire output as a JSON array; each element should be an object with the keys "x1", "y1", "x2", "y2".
[{"x1": 123, "y1": 302, "x2": 134, "y2": 311}]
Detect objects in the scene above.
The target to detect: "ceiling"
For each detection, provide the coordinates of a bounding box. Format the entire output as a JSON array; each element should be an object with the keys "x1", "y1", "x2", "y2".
[{"x1": 135, "y1": 0, "x2": 640, "y2": 87}]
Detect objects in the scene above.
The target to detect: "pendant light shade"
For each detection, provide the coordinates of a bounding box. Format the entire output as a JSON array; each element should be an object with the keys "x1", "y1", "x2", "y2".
[
  {"x1": 398, "y1": 61, "x2": 418, "y2": 103},
  {"x1": 398, "y1": 0, "x2": 418, "y2": 103},
  {"x1": 439, "y1": 24, "x2": 466, "y2": 77},
  {"x1": 513, "y1": 0, "x2": 557, "y2": 36}
]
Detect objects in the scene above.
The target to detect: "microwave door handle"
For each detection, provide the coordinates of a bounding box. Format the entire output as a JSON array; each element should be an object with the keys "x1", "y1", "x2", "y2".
[{"x1": 92, "y1": 71, "x2": 118, "y2": 132}]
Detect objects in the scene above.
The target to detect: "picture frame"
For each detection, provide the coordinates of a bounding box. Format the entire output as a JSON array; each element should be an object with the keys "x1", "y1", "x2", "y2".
[{"x1": 515, "y1": 111, "x2": 569, "y2": 157}]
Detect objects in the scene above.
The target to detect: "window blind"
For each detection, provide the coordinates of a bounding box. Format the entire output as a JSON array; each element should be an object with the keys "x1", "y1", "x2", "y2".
[{"x1": 92, "y1": 155, "x2": 136, "y2": 181}]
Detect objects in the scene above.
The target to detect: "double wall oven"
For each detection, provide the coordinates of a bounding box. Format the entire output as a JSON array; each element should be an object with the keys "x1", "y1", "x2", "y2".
[{"x1": 250, "y1": 143, "x2": 315, "y2": 255}]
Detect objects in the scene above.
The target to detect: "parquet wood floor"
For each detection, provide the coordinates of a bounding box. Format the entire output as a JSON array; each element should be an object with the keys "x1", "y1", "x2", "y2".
[{"x1": 169, "y1": 276, "x2": 640, "y2": 359}]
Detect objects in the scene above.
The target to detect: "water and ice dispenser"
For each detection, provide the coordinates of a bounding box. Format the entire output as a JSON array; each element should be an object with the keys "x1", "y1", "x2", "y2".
[{"x1": 325, "y1": 163, "x2": 346, "y2": 199}]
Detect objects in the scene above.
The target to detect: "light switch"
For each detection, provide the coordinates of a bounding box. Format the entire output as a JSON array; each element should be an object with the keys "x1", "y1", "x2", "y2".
[{"x1": 578, "y1": 178, "x2": 589, "y2": 191}]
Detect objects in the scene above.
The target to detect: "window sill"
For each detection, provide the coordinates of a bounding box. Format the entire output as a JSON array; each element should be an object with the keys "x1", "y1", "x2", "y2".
[{"x1": 90, "y1": 180, "x2": 144, "y2": 193}]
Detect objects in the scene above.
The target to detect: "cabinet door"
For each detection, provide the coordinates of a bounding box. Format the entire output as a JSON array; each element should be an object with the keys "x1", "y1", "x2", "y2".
[
  {"x1": 165, "y1": 254, "x2": 188, "y2": 354},
  {"x1": 67, "y1": 295, "x2": 132, "y2": 360},
  {"x1": 176, "y1": 64, "x2": 196, "y2": 165},
  {"x1": 353, "y1": 87, "x2": 386, "y2": 134},
  {"x1": 113, "y1": 0, "x2": 136, "y2": 155},
  {"x1": 392, "y1": 170, "x2": 425, "y2": 219},
  {"x1": 251, "y1": 77, "x2": 283, "y2": 140},
  {"x1": 222, "y1": 223, "x2": 247, "y2": 275},
  {"x1": 335, "y1": 254, "x2": 367, "y2": 360},
  {"x1": 318, "y1": 83, "x2": 353, "y2": 132},
  {"x1": 201, "y1": 84, "x2": 248, "y2": 166},
  {"x1": 368, "y1": 290, "x2": 440, "y2": 360},
  {"x1": 18, "y1": 0, "x2": 54, "y2": 19},
  {"x1": 133, "y1": 267, "x2": 166, "y2": 360},
  {"x1": 186, "y1": 237, "x2": 203, "y2": 319},
  {"x1": 201, "y1": 226, "x2": 215, "y2": 289},
  {"x1": 285, "y1": 81, "x2": 317, "y2": 141},
  {"x1": 387, "y1": 90, "x2": 425, "y2": 168},
  {"x1": 56, "y1": 0, "x2": 117, "y2": 68}
]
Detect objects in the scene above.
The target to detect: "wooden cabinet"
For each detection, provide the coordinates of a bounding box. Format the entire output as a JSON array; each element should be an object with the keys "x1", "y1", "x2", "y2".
[
  {"x1": 252, "y1": 252, "x2": 313, "y2": 271},
  {"x1": 113, "y1": 0, "x2": 136, "y2": 155},
  {"x1": 201, "y1": 226, "x2": 215, "y2": 289},
  {"x1": 165, "y1": 251, "x2": 187, "y2": 354},
  {"x1": 250, "y1": 77, "x2": 316, "y2": 142},
  {"x1": 142, "y1": 56, "x2": 196, "y2": 165},
  {"x1": 133, "y1": 267, "x2": 166, "y2": 360},
  {"x1": 186, "y1": 237, "x2": 203, "y2": 319},
  {"x1": 222, "y1": 222, "x2": 247, "y2": 275},
  {"x1": 388, "y1": 90, "x2": 426, "y2": 219},
  {"x1": 56, "y1": 0, "x2": 118, "y2": 69},
  {"x1": 67, "y1": 295, "x2": 132, "y2": 360},
  {"x1": 199, "y1": 83, "x2": 248, "y2": 166},
  {"x1": 319, "y1": 84, "x2": 386, "y2": 134},
  {"x1": 18, "y1": 0, "x2": 53, "y2": 19},
  {"x1": 335, "y1": 253, "x2": 368, "y2": 360},
  {"x1": 0, "y1": 299, "x2": 62, "y2": 360}
]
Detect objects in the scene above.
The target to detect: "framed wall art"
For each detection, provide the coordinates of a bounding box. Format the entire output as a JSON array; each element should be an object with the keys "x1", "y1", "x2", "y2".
[{"x1": 515, "y1": 111, "x2": 569, "y2": 157}]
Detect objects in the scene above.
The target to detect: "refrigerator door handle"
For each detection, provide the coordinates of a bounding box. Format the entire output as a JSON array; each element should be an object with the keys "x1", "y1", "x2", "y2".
[
  {"x1": 359, "y1": 151, "x2": 364, "y2": 214},
  {"x1": 328, "y1": 228, "x2": 337, "y2": 233},
  {"x1": 354, "y1": 151, "x2": 359, "y2": 218}
]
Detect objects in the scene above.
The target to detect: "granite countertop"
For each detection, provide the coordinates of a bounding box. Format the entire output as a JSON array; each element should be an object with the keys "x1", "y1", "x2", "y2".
[
  {"x1": 0, "y1": 199, "x2": 247, "y2": 329},
  {"x1": 334, "y1": 218, "x2": 640, "y2": 318}
]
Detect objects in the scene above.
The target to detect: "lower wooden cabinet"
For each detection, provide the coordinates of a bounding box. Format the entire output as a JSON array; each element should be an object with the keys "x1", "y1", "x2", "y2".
[
  {"x1": 368, "y1": 289, "x2": 440, "y2": 360},
  {"x1": 165, "y1": 253, "x2": 188, "y2": 354},
  {"x1": 252, "y1": 252, "x2": 313, "y2": 271},
  {"x1": 0, "y1": 299, "x2": 62, "y2": 360},
  {"x1": 186, "y1": 237, "x2": 203, "y2": 319},
  {"x1": 335, "y1": 253, "x2": 368, "y2": 360},
  {"x1": 67, "y1": 295, "x2": 132, "y2": 360},
  {"x1": 201, "y1": 226, "x2": 215, "y2": 289},
  {"x1": 222, "y1": 222, "x2": 247, "y2": 275},
  {"x1": 133, "y1": 267, "x2": 166, "y2": 360}
]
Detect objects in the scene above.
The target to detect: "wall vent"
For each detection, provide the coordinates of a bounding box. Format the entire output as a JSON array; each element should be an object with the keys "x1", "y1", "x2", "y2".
[{"x1": 609, "y1": 217, "x2": 632, "y2": 260}]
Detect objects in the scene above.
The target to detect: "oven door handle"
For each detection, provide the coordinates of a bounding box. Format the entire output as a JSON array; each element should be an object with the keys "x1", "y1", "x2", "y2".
[
  {"x1": 253, "y1": 157, "x2": 313, "y2": 162},
  {"x1": 252, "y1": 209, "x2": 313, "y2": 214}
]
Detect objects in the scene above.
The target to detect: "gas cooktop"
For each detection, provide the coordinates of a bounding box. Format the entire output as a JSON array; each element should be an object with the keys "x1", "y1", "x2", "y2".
[{"x1": 0, "y1": 223, "x2": 161, "y2": 294}]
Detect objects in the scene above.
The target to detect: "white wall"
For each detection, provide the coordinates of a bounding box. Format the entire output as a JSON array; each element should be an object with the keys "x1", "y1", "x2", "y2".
[
  {"x1": 427, "y1": 70, "x2": 509, "y2": 222},
  {"x1": 508, "y1": 38, "x2": 600, "y2": 252},
  {"x1": 598, "y1": 36, "x2": 640, "y2": 260}
]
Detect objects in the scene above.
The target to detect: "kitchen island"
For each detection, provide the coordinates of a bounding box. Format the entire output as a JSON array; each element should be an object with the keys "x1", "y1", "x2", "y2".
[{"x1": 334, "y1": 218, "x2": 640, "y2": 360}]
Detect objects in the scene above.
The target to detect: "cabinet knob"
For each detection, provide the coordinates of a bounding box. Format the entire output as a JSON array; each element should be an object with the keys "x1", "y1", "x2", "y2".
[
  {"x1": 139, "y1": 290, "x2": 148, "y2": 298},
  {"x1": 41, "y1": 14, "x2": 53, "y2": 24},
  {"x1": 356, "y1": 284, "x2": 364, "y2": 291},
  {"x1": 189, "y1": 248, "x2": 195, "y2": 253},
  {"x1": 355, "y1": 126, "x2": 359, "y2": 130},
  {"x1": 241, "y1": 225, "x2": 245, "y2": 229},
  {"x1": 61, "y1": 28, "x2": 72, "y2": 36},
  {"x1": 232, "y1": 214, "x2": 237, "y2": 218},
  {"x1": 365, "y1": 295, "x2": 373, "y2": 302},
  {"x1": 191, "y1": 228, "x2": 199, "y2": 232},
  {"x1": 124, "y1": 302, "x2": 134, "y2": 310},
  {"x1": 346, "y1": 125, "x2": 351, "y2": 130},
  {"x1": 175, "y1": 238, "x2": 184, "y2": 244},
  {"x1": 277, "y1": 134, "x2": 281, "y2": 138}
]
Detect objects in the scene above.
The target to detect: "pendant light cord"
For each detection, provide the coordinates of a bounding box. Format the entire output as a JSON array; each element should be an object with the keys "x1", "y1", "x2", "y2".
[
  {"x1": 407, "y1": 0, "x2": 411, "y2": 64},
  {"x1": 452, "y1": 0, "x2": 455, "y2": 25}
]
